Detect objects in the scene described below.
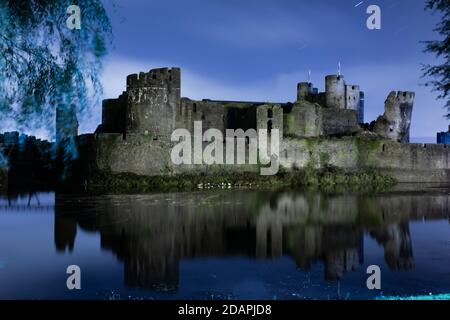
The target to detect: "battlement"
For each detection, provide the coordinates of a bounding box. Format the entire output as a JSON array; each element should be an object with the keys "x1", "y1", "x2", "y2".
[
  {"x1": 297, "y1": 82, "x2": 314, "y2": 100},
  {"x1": 386, "y1": 91, "x2": 415, "y2": 105},
  {"x1": 99, "y1": 67, "x2": 418, "y2": 145},
  {"x1": 325, "y1": 74, "x2": 345, "y2": 82},
  {"x1": 296, "y1": 74, "x2": 364, "y2": 123},
  {"x1": 1, "y1": 131, "x2": 19, "y2": 146},
  {"x1": 126, "y1": 67, "x2": 181, "y2": 89},
  {"x1": 124, "y1": 68, "x2": 181, "y2": 138}
]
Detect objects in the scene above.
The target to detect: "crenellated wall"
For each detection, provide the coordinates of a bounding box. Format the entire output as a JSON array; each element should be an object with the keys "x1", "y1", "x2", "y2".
[
  {"x1": 297, "y1": 82, "x2": 315, "y2": 100},
  {"x1": 297, "y1": 75, "x2": 364, "y2": 124}
]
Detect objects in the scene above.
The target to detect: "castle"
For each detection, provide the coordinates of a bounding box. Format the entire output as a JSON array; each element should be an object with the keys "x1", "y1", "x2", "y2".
[
  {"x1": 87, "y1": 67, "x2": 449, "y2": 183},
  {"x1": 96, "y1": 68, "x2": 413, "y2": 144},
  {"x1": 2, "y1": 67, "x2": 448, "y2": 190}
]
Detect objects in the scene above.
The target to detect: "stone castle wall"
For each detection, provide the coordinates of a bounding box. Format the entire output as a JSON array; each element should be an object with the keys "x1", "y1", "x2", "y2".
[
  {"x1": 91, "y1": 67, "x2": 449, "y2": 183},
  {"x1": 93, "y1": 133, "x2": 450, "y2": 183},
  {"x1": 100, "y1": 93, "x2": 127, "y2": 134},
  {"x1": 101, "y1": 68, "x2": 368, "y2": 141},
  {"x1": 284, "y1": 100, "x2": 359, "y2": 138}
]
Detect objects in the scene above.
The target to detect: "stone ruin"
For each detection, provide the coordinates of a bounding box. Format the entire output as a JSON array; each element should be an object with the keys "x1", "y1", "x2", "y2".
[{"x1": 97, "y1": 67, "x2": 415, "y2": 143}]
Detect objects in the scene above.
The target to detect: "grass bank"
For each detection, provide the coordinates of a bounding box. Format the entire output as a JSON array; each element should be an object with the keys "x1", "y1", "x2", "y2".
[{"x1": 85, "y1": 166, "x2": 396, "y2": 194}]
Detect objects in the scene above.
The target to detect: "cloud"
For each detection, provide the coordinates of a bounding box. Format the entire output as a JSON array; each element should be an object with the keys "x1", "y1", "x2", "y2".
[
  {"x1": 199, "y1": 20, "x2": 312, "y2": 48},
  {"x1": 175, "y1": 0, "x2": 320, "y2": 49}
]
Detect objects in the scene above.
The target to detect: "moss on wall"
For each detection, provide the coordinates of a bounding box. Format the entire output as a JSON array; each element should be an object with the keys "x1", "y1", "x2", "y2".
[
  {"x1": 93, "y1": 132, "x2": 449, "y2": 187},
  {"x1": 320, "y1": 152, "x2": 331, "y2": 167},
  {"x1": 355, "y1": 136, "x2": 385, "y2": 168},
  {"x1": 284, "y1": 114, "x2": 295, "y2": 133},
  {"x1": 304, "y1": 137, "x2": 321, "y2": 150}
]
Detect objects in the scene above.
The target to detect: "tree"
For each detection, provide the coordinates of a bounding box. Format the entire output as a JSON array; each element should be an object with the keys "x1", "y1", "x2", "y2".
[
  {"x1": 0, "y1": 0, "x2": 112, "y2": 138},
  {"x1": 423, "y1": 0, "x2": 450, "y2": 119}
]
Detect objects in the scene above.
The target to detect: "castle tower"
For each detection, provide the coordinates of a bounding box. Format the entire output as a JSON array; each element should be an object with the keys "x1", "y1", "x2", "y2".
[
  {"x1": 101, "y1": 93, "x2": 127, "y2": 134},
  {"x1": 297, "y1": 82, "x2": 314, "y2": 101},
  {"x1": 325, "y1": 75, "x2": 346, "y2": 109},
  {"x1": 345, "y1": 84, "x2": 360, "y2": 110},
  {"x1": 126, "y1": 67, "x2": 181, "y2": 140},
  {"x1": 373, "y1": 91, "x2": 414, "y2": 143}
]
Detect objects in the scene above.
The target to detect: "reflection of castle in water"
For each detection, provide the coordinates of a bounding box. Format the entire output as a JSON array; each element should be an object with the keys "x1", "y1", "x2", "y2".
[{"x1": 54, "y1": 190, "x2": 449, "y2": 290}]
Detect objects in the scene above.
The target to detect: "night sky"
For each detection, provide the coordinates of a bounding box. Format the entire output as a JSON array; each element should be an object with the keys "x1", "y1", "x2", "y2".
[{"x1": 95, "y1": 0, "x2": 446, "y2": 140}]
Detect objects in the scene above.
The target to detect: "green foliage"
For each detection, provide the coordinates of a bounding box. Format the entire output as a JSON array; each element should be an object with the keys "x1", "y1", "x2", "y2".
[
  {"x1": 75, "y1": 165, "x2": 397, "y2": 194},
  {"x1": 319, "y1": 152, "x2": 330, "y2": 167},
  {"x1": 355, "y1": 136, "x2": 384, "y2": 151},
  {"x1": 86, "y1": 171, "x2": 286, "y2": 194},
  {"x1": 0, "y1": 0, "x2": 112, "y2": 137},
  {"x1": 87, "y1": 167, "x2": 396, "y2": 194},
  {"x1": 305, "y1": 137, "x2": 319, "y2": 150},
  {"x1": 423, "y1": 0, "x2": 450, "y2": 118}
]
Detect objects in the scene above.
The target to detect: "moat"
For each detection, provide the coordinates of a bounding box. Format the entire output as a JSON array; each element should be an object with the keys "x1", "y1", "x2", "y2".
[{"x1": 0, "y1": 185, "x2": 449, "y2": 300}]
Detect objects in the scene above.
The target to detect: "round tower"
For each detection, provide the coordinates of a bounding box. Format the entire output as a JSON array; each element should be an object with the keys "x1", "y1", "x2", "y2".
[
  {"x1": 297, "y1": 82, "x2": 313, "y2": 101},
  {"x1": 125, "y1": 67, "x2": 181, "y2": 140},
  {"x1": 325, "y1": 75, "x2": 346, "y2": 109}
]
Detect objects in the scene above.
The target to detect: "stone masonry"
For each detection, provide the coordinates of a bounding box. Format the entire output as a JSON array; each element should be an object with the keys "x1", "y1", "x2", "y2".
[{"x1": 91, "y1": 67, "x2": 450, "y2": 183}]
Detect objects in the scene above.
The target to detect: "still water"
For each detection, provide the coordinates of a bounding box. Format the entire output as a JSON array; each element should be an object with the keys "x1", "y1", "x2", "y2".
[{"x1": 0, "y1": 186, "x2": 449, "y2": 300}]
